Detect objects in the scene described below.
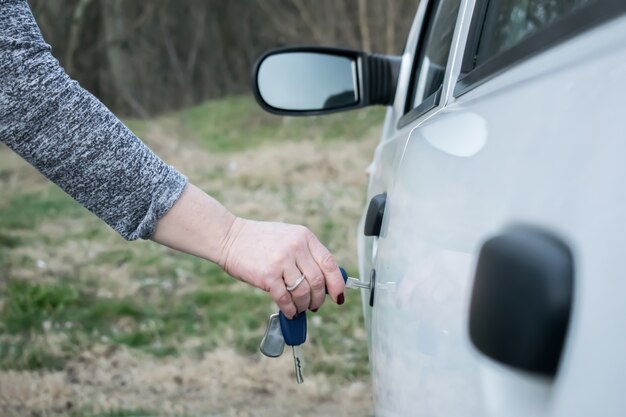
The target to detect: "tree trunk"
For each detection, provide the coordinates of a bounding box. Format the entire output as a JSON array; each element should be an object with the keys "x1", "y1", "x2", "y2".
[
  {"x1": 358, "y1": 0, "x2": 372, "y2": 52},
  {"x1": 65, "y1": 0, "x2": 92, "y2": 75},
  {"x1": 101, "y1": 0, "x2": 147, "y2": 117}
]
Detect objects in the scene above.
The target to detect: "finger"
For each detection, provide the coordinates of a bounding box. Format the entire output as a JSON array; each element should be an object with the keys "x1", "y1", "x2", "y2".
[
  {"x1": 284, "y1": 265, "x2": 311, "y2": 313},
  {"x1": 268, "y1": 279, "x2": 297, "y2": 319},
  {"x1": 307, "y1": 236, "x2": 345, "y2": 303},
  {"x1": 296, "y1": 256, "x2": 326, "y2": 311}
]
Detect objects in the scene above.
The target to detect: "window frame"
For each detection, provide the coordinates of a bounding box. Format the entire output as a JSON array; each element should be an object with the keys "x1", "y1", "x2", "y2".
[
  {"x1": 454, "y1": 0, "x2": 626, "y2": 98},
  {"x1": 398, "y1": 0, "x2": 458, "y2": 129}
]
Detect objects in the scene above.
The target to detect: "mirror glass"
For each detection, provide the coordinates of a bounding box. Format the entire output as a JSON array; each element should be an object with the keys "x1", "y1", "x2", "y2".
[{"x1": 257, "y1": 52, "x2": 358, "y2": 111}]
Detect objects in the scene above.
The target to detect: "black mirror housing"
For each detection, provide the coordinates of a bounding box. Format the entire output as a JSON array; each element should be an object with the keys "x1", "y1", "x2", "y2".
[{"x1": 252, "y1": 46, "x2": 400, "y2": 116}]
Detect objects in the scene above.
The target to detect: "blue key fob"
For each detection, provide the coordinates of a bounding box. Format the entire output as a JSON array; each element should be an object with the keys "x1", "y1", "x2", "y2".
[
  {"x1": 277, "y1": 267, "x2": 349, "y2": 346},
  {"x1": 339, "y1": 267, "x2": 348, "y2": 284},
  {"x1": 279, "y1": 310, "x2": 307, "y2": 346}
]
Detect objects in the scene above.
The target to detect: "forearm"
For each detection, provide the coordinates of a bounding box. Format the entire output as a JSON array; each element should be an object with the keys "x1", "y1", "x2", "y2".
[{"x1": 151, "y1": 183, "x2": 237, "y2": 264}]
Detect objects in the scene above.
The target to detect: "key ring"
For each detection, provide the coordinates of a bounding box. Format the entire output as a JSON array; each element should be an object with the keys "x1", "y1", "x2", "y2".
[{"x1": 286, "y1": 274, "x2": 306, "y2": 292}]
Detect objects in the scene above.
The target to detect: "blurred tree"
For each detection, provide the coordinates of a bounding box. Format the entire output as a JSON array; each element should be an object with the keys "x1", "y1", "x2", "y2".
[{"x1": 27, "y1": 0, "x2": 418, "y2": 117}]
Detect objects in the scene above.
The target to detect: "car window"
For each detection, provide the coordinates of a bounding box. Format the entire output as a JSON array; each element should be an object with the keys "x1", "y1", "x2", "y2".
[
  {"x1": 456, "y1": 0, "x2": 625, "y2": 97},
  {"x1": 475, "y1": 0, "x2": 594, "y2": 66},
  {"x1": 409, "y1": 0, "x2": 461, "y2": 109}
]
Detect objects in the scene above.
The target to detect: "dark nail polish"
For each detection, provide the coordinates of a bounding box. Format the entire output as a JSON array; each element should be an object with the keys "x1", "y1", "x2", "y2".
[
  {"x1": 311, "y1": 308, "x2": 319, "y2": 313},
  {"x1": 337, "y1": 293, "x2": 345, "y2": 305}
]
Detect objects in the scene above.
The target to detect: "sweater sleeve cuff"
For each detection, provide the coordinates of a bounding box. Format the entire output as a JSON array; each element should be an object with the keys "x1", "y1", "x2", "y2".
[{"x1": 130, "y1": 166, "x2": 188, "y2": 241}]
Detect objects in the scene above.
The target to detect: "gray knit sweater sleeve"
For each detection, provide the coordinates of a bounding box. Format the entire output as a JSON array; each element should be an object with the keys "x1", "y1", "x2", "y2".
[{"x1": 0, "y1": 0, "x2": 188, "y2": 240}]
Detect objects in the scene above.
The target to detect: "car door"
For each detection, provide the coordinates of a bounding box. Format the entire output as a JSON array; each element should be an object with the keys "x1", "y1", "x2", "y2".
[
  {"x1": 357, "y1": 0, "x2": 465, "y2": 414},
  {"x1": 368, "y1": 0, "x2": 626, "y2": 416}
]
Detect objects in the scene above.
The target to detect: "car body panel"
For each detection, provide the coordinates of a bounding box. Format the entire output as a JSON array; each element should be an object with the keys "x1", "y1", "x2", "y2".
[
  {"x1": 361, "y1": 2, "x2": 626, "y2": 416},
  {"x1": 358, "y1": 0, "x2": 439, "y2": 339}
]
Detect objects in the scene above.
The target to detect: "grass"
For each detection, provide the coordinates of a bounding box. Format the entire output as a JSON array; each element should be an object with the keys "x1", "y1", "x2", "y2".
[
  {"x1": 136, "y1": 95, "x2": 385, "y2": 153},
  {"x1": 0, "y1": 275, "x2": 275, "y2": 367},
  {"x1": 0, "y1": 94, "x2": 382, "y2": 416},
  {"x1": 0, "y1": 187, "x2": 87, "y2": 231},
  {"x1": 0, "y1": 338, "x2": 67, "y2": 371},
  {"x1": 64, "y1": 409, "x2": 159, "y2": 417}
]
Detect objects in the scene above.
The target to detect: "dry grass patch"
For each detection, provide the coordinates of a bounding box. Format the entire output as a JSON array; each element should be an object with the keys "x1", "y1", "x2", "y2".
[{"x1": 0, "y1": 345, "x2": 372, "y2": 417}]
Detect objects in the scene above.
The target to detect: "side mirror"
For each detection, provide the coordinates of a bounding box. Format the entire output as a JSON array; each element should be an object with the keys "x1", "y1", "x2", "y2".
[{"x1": 252, "y1": 46, "x2": 400, "y2": 116}]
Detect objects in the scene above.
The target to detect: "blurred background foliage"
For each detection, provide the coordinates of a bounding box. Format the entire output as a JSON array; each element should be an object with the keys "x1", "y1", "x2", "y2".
[
  {"x1": 28, "y1": 0, "x2": 416, "y2": 117},
  {"x1": 1, "y1": 2, "x2": 420, "y2": 415}
]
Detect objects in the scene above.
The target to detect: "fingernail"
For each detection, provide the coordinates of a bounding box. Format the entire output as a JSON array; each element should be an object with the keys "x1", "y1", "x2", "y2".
[
  {"x1": 337, "y1": 293, "x2": 345, "y2": 305},
  {"x1": 311, "y1": 308, "x2": 319, "y2": 313}
]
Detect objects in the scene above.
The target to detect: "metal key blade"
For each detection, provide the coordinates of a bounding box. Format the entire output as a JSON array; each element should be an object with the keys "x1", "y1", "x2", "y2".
[
  {"x1": 260, "y1": 313, "x2": 285, "y2": 358},
  {"x1": 340, "y1": 268, "x2": 370, "y2": 290},
  {"x1": 292, "y1": 345, "x2": 304, "y2": 384},
  {"x1": 346, "y1": 277, "x2": 371, "y2": 290}
]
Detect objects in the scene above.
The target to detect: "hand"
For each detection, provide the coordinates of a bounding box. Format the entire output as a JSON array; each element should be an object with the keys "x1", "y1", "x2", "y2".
[
  {"x1": 151, "y1": 184, "x2": 345, "y2": 318},
  {"x1": 217, "y1": 217, "x2": 346, "y2": 318}
]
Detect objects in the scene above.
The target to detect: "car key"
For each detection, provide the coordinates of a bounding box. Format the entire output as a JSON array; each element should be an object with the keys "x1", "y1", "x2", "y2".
[
  {"x1": 260, "y1": 313, "x2": 285, "y2": 358},
  {"x1": 279, "y1": 311, "x2": 307, "y2": 384},
  {"x1": 277, "y1": 267, "x2": 350, "y2": 384},
  {"x1": 261, "y1": 270, "x2": 347, "y2": 360},
  {"x1": 342, "y1": 269, "x2": 370, "y2": 290}
]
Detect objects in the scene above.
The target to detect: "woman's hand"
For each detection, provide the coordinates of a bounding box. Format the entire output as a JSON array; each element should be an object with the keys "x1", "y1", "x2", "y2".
[
  {"x1": 152, "y1": 184, "x2": 345, "y2": 319},
  {"x1": 217, "y1": 218, "x2": 345, "y2": 319}
]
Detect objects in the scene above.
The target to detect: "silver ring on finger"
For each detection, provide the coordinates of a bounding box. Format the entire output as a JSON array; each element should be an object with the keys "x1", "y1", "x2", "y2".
[{"x1": 286, "y1": 274, "x2": 306, "y2": 292}]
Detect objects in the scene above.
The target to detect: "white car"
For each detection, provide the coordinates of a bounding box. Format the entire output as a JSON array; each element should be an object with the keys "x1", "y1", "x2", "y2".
[{"x1": 252, "y1": 0, "x2": 626, "y2": 416}]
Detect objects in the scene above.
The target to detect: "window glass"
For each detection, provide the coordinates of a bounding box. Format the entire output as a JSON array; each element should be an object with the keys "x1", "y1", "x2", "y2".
[
  {"x1": 476, "y1": 0, "x2": 594, "y2": 66},
  {"x1": 410, "y1": 0, "x2": 461, "y2": 109}
]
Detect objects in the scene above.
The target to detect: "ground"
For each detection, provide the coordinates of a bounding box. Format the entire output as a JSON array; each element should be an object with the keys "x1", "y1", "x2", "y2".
[{"x1": 0, "y1": 96, "x2": 384, "y2": 417}]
